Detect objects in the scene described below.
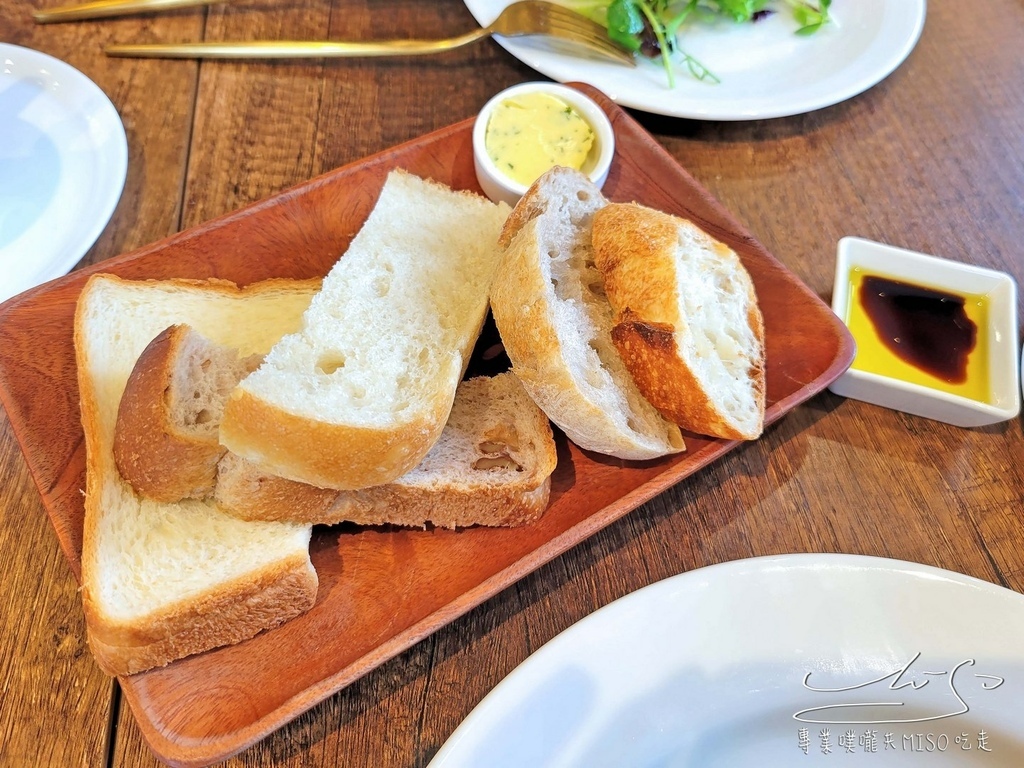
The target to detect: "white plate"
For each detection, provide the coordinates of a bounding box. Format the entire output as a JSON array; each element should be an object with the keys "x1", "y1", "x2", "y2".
[
  {"x1": 430, "y1": 554, "x2": 1024, "y2": 766},
  {"x1": 0, "y1": 44, "x2": 128, "y2": 305},
  {"x1": 463, "y1": 0, "x2": 926, "y2": 120}
]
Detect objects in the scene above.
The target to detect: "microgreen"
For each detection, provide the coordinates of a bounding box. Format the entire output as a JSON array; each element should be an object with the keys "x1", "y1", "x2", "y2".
[
  {"x1": 570, "y1": 0, "x2": 831, "y2": 86},
  {"x1": 788, "y1": 0, "x2": 831, "y2": 34}
]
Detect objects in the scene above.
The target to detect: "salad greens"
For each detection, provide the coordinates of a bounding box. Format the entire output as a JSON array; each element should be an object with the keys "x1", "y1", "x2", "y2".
[{"x1": 571, "y1": 0, "x2": 831, "y2": 87}]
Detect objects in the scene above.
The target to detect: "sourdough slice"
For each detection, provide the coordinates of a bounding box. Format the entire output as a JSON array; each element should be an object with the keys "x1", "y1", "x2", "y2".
[
  {"x1": 220, "y1": 169, "x2": 512, "y2": 490},
  {"x1": 591, "y1": 203, "x2": 766, "y2": 440},
  {"x1": 113, "y1": 324, "x2": 262, "y2": 502},
  {"x1": 75, "y1": 274, "x2": 320, "y2": 676},
  {"x1": 490, "y1": 166, "x2": 685, "y2": 460},
  {"x1": 215, "y1": 373, "x2": 558, "y2": 529}
]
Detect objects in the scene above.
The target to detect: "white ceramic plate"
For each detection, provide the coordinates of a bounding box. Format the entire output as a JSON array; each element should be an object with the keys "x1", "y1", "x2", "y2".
[
  {"x1": 463, "y1": 0, "x2": 926, "y2": 120},
  {"x1": 430, "y1": 554, "x2": 1024, "y2": 767},
  {"x1": 0, "y1": 44, "x2": 128, "y2": 305}
]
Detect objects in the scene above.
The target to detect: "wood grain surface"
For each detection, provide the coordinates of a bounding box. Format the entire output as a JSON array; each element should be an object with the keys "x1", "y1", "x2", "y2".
[{"x1": 2, "y1": 0, "x2": 1023, "y2": 766}]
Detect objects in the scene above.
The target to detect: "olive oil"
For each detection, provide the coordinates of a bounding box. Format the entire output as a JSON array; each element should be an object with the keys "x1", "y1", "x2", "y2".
[{"x1": 845, "y1": 267, "x2": 991, "y2": 403}]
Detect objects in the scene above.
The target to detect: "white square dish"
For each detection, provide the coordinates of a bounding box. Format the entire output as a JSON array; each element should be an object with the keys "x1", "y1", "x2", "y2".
[{"x1": 828, "y1": 236, "x2": 1020, "y2": 427}]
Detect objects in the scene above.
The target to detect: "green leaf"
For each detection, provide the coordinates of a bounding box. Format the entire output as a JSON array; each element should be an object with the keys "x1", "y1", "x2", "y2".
[
  {"x1": 787, "y1": 0, "x2": 830, "y2": 31},
  {"x1": 794, "y1": 21, "x2": 823, "y2": 35},
  {"x1": 706, "y1": 0, "x2": 769, "y2": 22},
  {"x1": 606, "y1": 0, "x2": 646, "y2": 52}
]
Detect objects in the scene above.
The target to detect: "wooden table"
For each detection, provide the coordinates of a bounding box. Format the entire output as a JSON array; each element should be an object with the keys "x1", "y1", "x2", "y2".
[{"x1": 2, "y1": 0, "x2": 1023, "y2": 765}]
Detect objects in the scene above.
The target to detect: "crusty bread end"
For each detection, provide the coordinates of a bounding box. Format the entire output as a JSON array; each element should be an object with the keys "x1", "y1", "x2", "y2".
[
  {"x1": 592, "y1": 202, "x2": 766, "y2": 440},
  {"x1": 113, "y1": 324, "x2": 261, "y2": 502},
  {"x1": 490, "y1": 167, "x2": 685, "y2": 460}
]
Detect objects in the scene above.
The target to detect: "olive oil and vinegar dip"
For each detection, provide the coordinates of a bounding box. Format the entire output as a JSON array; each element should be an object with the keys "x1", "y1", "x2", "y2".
[{"x1": 845, "y1": 268, "x2": 991, "y2": 403}]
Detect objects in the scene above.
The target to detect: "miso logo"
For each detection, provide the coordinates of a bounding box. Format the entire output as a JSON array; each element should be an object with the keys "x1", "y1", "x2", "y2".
[{"x1": 793, "y1": 652, "x2": 1004, "y2": 756}]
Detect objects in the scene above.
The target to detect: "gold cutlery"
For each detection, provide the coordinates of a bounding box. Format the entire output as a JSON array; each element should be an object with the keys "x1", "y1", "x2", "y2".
[
  {"x1": 100, "y1": 1, "x2": 635, "y2": 66},
  {"x1": 34, "y1": 0, "x2": 219, "y2": 23}
]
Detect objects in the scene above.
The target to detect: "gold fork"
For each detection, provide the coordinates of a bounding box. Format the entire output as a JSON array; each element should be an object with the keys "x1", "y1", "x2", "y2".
[{"x1": 100, "y1": 1, "x2": 635, "y2": 66}]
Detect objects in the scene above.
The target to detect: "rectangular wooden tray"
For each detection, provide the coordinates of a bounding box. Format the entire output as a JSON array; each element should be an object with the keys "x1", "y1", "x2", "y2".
[{"x1": 0, "y1": 84, "x2": 855, "y2": 767}]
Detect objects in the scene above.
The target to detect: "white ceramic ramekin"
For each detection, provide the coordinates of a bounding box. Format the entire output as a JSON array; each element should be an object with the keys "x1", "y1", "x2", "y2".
[{"x1": 473, "y1": 82, "x2": 615, "y2": 207}]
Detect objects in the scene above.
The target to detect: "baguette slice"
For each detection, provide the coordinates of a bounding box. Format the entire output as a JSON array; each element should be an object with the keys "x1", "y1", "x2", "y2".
[
  {"x1": 110, "y1": 323, "x2": 335, "y2": 514},
  {"x1": 75, "y1": 274, "x2": 320, "y2": 676},
  {"x1": 220, "y1": 169, "x2": 512, "y2": 490},
  {"x1": 591, "y1": 203, "x2": 766, "y2": 440},
  {"x1": 113, "y1": 324, "x2": 262, "y2": 502},
  {"x1": 215, "y1": 373, "x2": 557, "y2": 529},
  {"x1": 490, "y1": 166, "x2": 685, "y2": 460}
]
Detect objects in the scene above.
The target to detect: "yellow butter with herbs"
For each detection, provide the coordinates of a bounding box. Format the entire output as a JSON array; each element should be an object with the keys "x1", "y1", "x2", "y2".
[{"x1": 484, "y1": 92, "x2": 595, "y2": 186}]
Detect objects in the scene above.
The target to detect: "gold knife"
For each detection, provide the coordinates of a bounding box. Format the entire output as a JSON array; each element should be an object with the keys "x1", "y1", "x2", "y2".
[
  {"x1": 103, "y1": 38, "x2": 487, "y2": 58},
  {"x1": 35, "y1": 0, "x2": 220, "y2": 24}
]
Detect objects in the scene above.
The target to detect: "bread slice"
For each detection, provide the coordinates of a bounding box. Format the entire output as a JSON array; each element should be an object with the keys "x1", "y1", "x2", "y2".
[
  {"x1": 489, "y1": 166, "x2": 685, "y2": 460},
  {"x1": 113, "y1": 324, "x2": 262, "y2": 502},
  {"x1": 74, "y1": 274, "x2": 320, "y2": 676},
  {"x1": 215, "y1": 452, "x2": 337, "y2": 523},
  {"x1": 215, "y1": 372, "x2": 557, "y2": 529},
  {"x1": 591, "y1": 203, "x2": 766, "y2": 440},
  {"x1": 106, "y1": 317, "x2": 555, "y2": 528},
  {"x1": 220, "y1": 169, "x2": 512, "y2": 490}
]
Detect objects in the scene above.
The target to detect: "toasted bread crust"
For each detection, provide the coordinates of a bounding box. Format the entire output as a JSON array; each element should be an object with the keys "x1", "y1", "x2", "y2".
[
  {"x1": 113, "y1": 325, "x2": 226, "y2": 501},
  {"x1": 221, "y1": 387, "x2": 449, "y2": 490},
  {"x1": 611, "y1": 310, "x2": 762, "y2": 440},
  {"x1": 219, "y1": 465, "x2": 552, "y2": 528},
  {"x1": 217, "y1": 373, "x2": 559, "y2": 528},
  {"x1": 328, "y1": 476, "x2": 553, "y2": 529},
  {"x1": 497, "y1": 175, "x2": 552, "y2": 249},
  {"x1": 593, "y1": 203, "x2": 766, "y2": 440},
  {"x1": 84, "y1": 551, "x2": 317, "y2": 676}
]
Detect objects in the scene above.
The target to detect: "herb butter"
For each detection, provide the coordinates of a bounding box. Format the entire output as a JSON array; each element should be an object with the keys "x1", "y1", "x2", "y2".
[{"x1": 484, "y1": 92, "x2": 595, "y2": 186}]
